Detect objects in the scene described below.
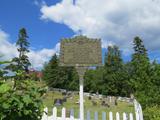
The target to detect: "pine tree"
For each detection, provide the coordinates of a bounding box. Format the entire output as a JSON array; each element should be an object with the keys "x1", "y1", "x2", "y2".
[
  {"x1": 131, "y1": 36, "x2": 150, "y2": 88},
  {"x1": 42, "y1": 54, "x2": 79, "y2": 90},
  {"x1": 42, "y1": 54, "x2": 59, "y2": 87},
  {"x1": 103, "y1": 45, "x2": 126, "y2": 96},
  {"x1": 130, "y1": 36, "x2": 152, "y2": 108},
  {"x1": 6, "y1": 28, "x2": 31, "y2": 73}
]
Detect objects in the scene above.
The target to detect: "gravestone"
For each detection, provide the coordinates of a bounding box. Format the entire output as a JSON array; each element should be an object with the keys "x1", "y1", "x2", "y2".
[
  {"x1": 59, "y1": 35, "x2": 102, "y2": 120},
  {"x1": 62, "y1": 97, "x2": 67, "y2": 102},
  {"x1": 92, "y1": 100, "x2": 97, "y2": 106},
  {"x1": 54, "y1": 99, "x2": 63, "y2": 106}
]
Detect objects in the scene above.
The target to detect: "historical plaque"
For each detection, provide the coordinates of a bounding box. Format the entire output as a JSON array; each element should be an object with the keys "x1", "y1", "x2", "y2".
[
  {"x1": 59, "y1": 35, "x2": 102, "y2": 67},
  {"x1": 59, "y1": 35, "x2": 102, "y2": 120}
]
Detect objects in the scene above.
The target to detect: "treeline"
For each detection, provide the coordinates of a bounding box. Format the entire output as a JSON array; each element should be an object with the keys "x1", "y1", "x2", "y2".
[{"x1": 42, "y1": 36, "x2": 160, "y2": 119}]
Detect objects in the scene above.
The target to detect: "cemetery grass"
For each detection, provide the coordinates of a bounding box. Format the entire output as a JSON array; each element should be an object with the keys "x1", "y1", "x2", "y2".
[{"x1": 42, "y1": 91, "x2": 135, "y2": 119}]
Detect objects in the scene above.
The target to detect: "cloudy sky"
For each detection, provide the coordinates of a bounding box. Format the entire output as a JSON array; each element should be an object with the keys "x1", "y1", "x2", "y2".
[{"x1": 0, "y1": 0, "x2": 160, "y2": 69}]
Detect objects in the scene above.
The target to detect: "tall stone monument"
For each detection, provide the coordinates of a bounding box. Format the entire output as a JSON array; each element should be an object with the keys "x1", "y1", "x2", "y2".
[{"x1": 59, "y1": 35, "x2": 102, "y2": 120}]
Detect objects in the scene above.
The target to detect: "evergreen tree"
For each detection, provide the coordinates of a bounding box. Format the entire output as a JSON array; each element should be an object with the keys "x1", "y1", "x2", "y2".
[
  {"x1": 6, "y1": 28, "x2": 31, "y2": 74},
  {"x1": 103, "y1": 45, "x2": 127, "y2": 96},
  {"x1": 131, "y1": 36, "x2": 150, "y2": 91},
  {"x1": 84, "y1": 67, "x2": 104, "y2": 93},
  {"x1": 130, "y1": 36, "x2": 153, "y2": 108},
  {"x1": 42, "y1": 54, "x2": 79, "y2": 90},
  {"x1": 42, "y1": 54, "x2": 59, "y2": 87}
]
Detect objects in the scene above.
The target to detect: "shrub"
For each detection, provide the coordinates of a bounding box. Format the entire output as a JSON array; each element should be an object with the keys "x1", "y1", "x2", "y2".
[
  {"x1": 143, "y1": 106, "x2": 160, "y2": 120},
  {"x1": 0, "y1": 80, "x2": 45, "y2": 120}
]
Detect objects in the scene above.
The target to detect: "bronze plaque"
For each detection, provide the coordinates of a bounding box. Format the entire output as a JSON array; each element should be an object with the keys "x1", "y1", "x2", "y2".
[{"x1": 59, "y1": 35, "x2": 102, "y2": 67}]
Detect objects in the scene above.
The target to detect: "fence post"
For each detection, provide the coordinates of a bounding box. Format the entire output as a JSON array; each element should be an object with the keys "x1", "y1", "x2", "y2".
[
  {"x1": 109, "y1": 112, "x2": 113, "y2": 120},
  {"x1": 123, "y1": 112, "x2": 127, "y2": 120},
  {"x1": 102, "y1": 112, "x2": 106, "y2": 120},
  {"x1": 62, "y1": 107, "x2": 66, "y2": 120},
  {"x1": 139, "y1": 104, "x2": 143, "y2": 120},
  {"x1": 116, "y1": 112, "x2": 120, "y2": 120},
  {"x1": 136, "y1": 112, "x2": 139, "y2": 120},
  {"x1": 86, "y1": 110, "x2": 91, "y2": 120},
  {"x1": 53, "y1": 107, "x2": 57, "y2": 120},
  {"x1": 94, "y1": 111, "x2": 98, "y2": 120},
  {"x1": 70, "y1": 109, "x2": 74, "y2": 120},
  {"x1": 129, "y1": 113, "x2": 133, "y2": 120},
  {"x1": 42, "y1": 107, "x2": 48, "y2": 120}
]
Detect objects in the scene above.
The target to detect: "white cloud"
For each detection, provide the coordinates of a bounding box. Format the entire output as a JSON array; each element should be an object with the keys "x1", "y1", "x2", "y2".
[
  {"x1": 40, "y1": 0, "x2": 160, "y2": 52},
  {"x1": 28, "y1": 43, "x2": 59, "y2": 69},
  {"x1": 0, "y1": 29, "x2": 59, "y2": 70},
  {"x1": 0, "y1": 29, "x2": 18, "y2": 60}
]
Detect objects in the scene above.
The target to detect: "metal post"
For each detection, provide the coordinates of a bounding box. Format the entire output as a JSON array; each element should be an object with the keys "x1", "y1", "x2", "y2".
[{"x1": 76, "y1": 67, "x2": 87, "y2": 120}]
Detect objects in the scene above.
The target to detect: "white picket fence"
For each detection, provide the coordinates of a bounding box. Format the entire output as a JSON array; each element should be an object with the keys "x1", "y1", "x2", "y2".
[
  {"x1": 41, "y1": 107, "x2": 143, "y2": 120},
  {"x1": 134, "y1": 100, "x2": 143, "y2": 120},
  {"x1": 41, "y1": 98, "x2": 143, "y2": 120}
]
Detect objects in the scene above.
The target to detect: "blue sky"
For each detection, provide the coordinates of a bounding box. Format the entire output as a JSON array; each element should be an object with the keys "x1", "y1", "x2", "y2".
[
  {"x1": 0, "y1": 0, "x2": 74, "y2": 49},
  {"x1": 0, "y1": 0, "x2": 160, "y2": 69}
]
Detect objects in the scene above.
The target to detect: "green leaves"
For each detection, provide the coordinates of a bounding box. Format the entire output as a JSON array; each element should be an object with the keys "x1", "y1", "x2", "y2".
[
  {"x1": 0, "y1": 80, "x2": 45, "y2": 120},
  {"x1": 22, "y1": 95, "x2": 32, "y2": 105},
  {"x1": 144, "y1": 106, "x2": 160, "y2": 120},
  {"x1": 0, "y1": 83, "x2": 10, "y2": 94}
]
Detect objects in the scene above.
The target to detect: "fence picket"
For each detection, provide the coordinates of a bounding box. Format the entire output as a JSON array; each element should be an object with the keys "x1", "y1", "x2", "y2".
[
  {"x1": 87, "y1": 110, "x2": 91, "y2": 120},
  {"x1": 70, "y1": 109, "x2": 74, "y2": 120},
  {"x1": 109, "y1": 112, "x2": 113, "y2": 120},
  {"x1": 94, "y1": 111, "x2": 98, "y2": 120},
  {"x1": 42, "y1": 107, "x2": 48, "y2": 120},
  {"x1": 52, "y1": 107, "x2": 57, "y2": 120},
  {"x1": 116, "y1": 112, "x2": 120, "y2": 120},
  {"x1": 129, "y1": 113, "x2": 133, "y2": 120},
  {"x1": 102, "y1": 112, "x2": 106, "y2": 120},
  {"x1": 62, "y1": 107, "x2": 66, "y2": 120},
  {"x1": 123, "y1": 112, "x2": 127, "y2": 120},
  {"x1": 136, "y1": 112, "x2": 140, "y2": 120}
]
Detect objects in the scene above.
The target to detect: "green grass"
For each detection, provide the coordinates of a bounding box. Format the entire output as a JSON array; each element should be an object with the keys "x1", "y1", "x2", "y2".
[{"x1": 42, "y1": 91, "x2": 135, "y2": 119}]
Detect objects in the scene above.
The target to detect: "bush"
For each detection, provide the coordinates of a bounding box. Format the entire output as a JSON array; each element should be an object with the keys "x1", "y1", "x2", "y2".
[
  {"x1": 143, "y1": 106, "x2": 160, "y2": 120},
  {"x1": 0, "y1": 80, "x2": 45, "y2": 120}
]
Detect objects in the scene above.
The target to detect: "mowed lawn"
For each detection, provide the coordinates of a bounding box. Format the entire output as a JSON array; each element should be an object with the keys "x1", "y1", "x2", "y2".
[{"x1": 42, "y1": 91, "x2": 135, "y2": 119}]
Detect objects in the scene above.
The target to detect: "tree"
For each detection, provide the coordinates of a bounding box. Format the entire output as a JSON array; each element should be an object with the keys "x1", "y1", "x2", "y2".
[
  {"x1": 130, "y1": 36, "x2": 159, "y2": 108},
  {"x1": 84, "y1": 67, "x2": 104, "y2": 93},
  {"x1": 42, "y1": 54, "x2": 59, "y2": 87},
  {"x1": 6, "y1": 28, "x2": 31, "y2": 74},
  {"x1": 103, "y1": 45, "x2": 128, "y2": 96},
  {"x1": 42, "y1": 54, "x2": 79, "y2": 90}
]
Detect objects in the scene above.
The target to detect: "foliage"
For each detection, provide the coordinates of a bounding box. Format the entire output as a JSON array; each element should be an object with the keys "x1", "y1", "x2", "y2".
[
  {"x1": 0, "y1": 80, "x2": 45, "y2": 120},
  {"x1": 143, "y1": 106, "x2": 160, "y2": 120},
  {"x1": 84, "y1": 67, "x2": 104, "y2": 93},
  {"x1": 128, "y1": 37, "x2": 160, "y2": 109},
  {"x1": 42, "y1": 54, "x2": 79, "y2": 90},
  {"x1": 6, "y1": 28, "x2": 31, "y2": 76}
]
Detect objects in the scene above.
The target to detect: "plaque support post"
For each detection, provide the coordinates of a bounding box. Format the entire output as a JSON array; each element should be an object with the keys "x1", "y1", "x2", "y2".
[{"x1": 76, "y1": 66, "x2": 87, "y2": 120}]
